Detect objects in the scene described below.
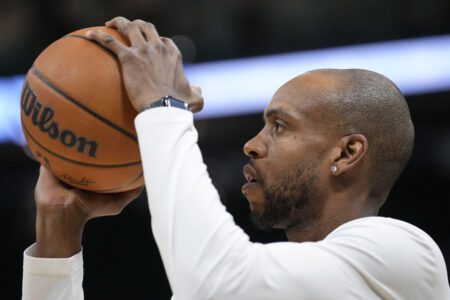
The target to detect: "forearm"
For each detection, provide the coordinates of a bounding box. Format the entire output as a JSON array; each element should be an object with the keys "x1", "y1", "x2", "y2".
[
  {"x1": 23, "y1": 169, "x2": 88, "y2": 299},
  {"x1": 23, "y1": 147, "x2": 139, "y2": 299}
]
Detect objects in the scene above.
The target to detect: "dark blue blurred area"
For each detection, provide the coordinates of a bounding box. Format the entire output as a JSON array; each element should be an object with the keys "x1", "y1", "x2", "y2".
[{"x1": 1, "y1": 0, "x2": 450, "y2": 299}]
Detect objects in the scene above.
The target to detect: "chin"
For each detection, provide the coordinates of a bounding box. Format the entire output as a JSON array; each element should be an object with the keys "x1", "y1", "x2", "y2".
[{"x1": 247, "y1": 198, "x2": 264, "y2": 213}]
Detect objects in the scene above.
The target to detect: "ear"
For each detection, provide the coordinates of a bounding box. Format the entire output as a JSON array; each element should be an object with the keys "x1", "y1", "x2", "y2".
[{"x1": 329, "y1": 134, "x2": 368, "y2": 175}]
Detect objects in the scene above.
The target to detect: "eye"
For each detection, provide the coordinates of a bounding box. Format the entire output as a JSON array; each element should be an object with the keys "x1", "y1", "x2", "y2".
[{"x1": 273, "y1": 120, "x2": 285, "y2": 133}]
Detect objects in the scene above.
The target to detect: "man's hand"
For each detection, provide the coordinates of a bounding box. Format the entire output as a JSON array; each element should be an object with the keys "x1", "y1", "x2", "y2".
[
  {"x1": 35, "y1": 166, "x2": 143, "y2": 258},
  {"x1": 85, "y1": 17, "x2": 204, "y2": 113}
]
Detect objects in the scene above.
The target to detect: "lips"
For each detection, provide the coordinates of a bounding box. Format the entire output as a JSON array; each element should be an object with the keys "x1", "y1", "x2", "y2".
[
  {"x1": 243, "y1": 164, "x2": 260, "y2": 183},
  {"x1": 242, "y1": 164, "x2": 263, "y2": 194}
]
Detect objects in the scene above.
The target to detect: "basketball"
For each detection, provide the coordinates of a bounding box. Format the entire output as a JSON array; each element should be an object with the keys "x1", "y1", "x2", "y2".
[{"x1": 20, "y1": 26, "x2": 144, "y2": 193}]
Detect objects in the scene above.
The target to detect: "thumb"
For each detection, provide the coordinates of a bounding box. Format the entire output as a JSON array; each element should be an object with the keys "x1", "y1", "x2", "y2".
[
  {"x1": 191, "y1": 85, "x2": 202, "y2": 96},
  {"x1": 75, "y1": 186, "x2": 144, "y2": 219},
  {"x1": 189, "y1": 85, "x2": 204, "y2": 113}
]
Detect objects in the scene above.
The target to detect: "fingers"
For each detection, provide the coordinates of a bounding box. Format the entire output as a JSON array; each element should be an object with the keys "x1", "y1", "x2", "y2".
[
  {"x1": 114, "y1": 186, "x2": 144, "y2": 212},
  {"x1": 139, "y1": 21, "x2": 161, "y2": 43},
  {"x1": 161, "y1": 37, "x2": 181, "y2": 56},
  {"x1": 107, "y1": 17, "x2": 145, "y2": 45},
  {"x1": 189, "y1": 85, "x2": 204, "y2": 113},
  {"x1": 106, "y1": 17, "x2": 161, "y2": 45},
  {"x1": 77, "y1": 186, "x2": 144, "y2": 218},
  {"x1": 105, "y1": 16, "x2": 131, "y2": 30},
  {"x1": 106, "y1": 186, "x2": 144, "y2": 210},
  {"x1": 191, "y1": 85, "x2": 202, "y2": 96},
  {"x1": 189, "y1": 93, "x2": 204, "y2": 113},
  {"x1": 85, "y1": 30, "x2": 127, "y2": 55}
]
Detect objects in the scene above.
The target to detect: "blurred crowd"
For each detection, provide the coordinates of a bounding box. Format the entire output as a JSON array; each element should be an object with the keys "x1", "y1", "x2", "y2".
[{"x1": 1, "y1": 0, "x2": 450, "y2": 75}]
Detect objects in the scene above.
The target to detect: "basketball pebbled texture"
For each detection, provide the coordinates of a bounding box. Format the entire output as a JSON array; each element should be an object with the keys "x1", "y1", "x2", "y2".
[{"x1": 20, "y1": 27, "x2": 144, "y2": 193}]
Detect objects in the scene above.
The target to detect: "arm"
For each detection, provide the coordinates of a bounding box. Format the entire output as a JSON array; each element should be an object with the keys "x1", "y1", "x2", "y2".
[
  {"x1": 88, "y1": 17, "x2": 450, "y2": 300},
  {"x1": 22, "y1": 167, "x2": 142, "y2": 300}
]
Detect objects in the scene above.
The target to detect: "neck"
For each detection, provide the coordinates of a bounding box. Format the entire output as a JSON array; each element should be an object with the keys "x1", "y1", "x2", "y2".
[{"x1": 285, "y1": 194, "x2": 380, "y2": 243}]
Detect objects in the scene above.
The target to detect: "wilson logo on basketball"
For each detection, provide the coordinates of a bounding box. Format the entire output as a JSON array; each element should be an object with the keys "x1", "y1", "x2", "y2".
[{"x1": 21, "y1": 82, "x2": 98, "y2": 158}]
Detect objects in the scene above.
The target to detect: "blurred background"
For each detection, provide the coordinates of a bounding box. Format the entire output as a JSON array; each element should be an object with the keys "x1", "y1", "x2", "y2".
[{"x1": 1, "y1": 0, "x2": 450, "y2": 299}]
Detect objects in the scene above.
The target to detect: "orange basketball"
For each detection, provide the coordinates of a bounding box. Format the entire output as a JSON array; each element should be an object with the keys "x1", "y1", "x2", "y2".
[{"x1": 20, "y1": 26, "x2": 144, "y2": 193}]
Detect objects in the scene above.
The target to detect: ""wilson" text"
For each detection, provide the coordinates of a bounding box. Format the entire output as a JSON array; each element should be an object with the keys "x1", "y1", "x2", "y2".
[{"x1": 21, "y1": 82, "x2": 98, "y2": 158}]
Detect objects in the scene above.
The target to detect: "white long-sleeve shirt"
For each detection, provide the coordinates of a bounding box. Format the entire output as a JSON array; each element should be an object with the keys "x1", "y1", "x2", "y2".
[{"x1": 23, "y1": 108, "x2": 450, "y2": 299}]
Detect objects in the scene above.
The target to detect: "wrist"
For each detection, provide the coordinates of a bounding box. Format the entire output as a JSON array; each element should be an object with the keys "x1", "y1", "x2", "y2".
[
  {"x1": 142, "y1": 95, "x2": 189, "y2": 112},
  {"x1": 132, "y1": 94, "x2": 166, "y2": 112},
  {"x1": 133, "y1": 93, "x2": 190, "y2": 113},
  {"x1": 35, "y1": 210, "x2": 86, "y2": 258}
]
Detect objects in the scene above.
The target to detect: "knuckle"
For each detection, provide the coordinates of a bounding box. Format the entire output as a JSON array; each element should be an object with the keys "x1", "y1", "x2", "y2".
[
  {"x1": 164, "y1": 37, "x2": 174, "y2": 44},
  {"x1": 146, "y1": 42, "x2": 166, "y2": 54},
  {"x1": 133, "y1": 19, "x2": 146, "y2": 26},
  {"x1": 137, "y1": 46, "x2": 150, "y2": 56},
  {"x1": 117, "y1": 16, "x2": 129, "y2": 23},
  {"x1": 153, "y1": 42, "x2": 165, "y2": 51},
  {"x1": 169, "y1": 47, "x2": 182, "y2": 60},
  {"x1": 146, "y1": 22, "x2": 155, "y2": 29},
  {"x1": 118, "y1": 50, "x2": 133, "y2": 61},
  {"x1": 111, "y1": 16, "x2": 128, "y2": 27},
  {"x1": 124, "y1": 22, "x2": 137, "y2": 32},
  {"x1": 103, "y1": 35, "x2": 114, "y2": 44},
  {"x1": 137, "y1": 47, "x2": 151, "y2": 57}
]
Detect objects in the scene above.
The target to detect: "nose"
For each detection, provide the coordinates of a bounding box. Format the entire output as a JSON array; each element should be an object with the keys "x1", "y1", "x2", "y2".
[{"x1": 243, "y1": 131, "x2": 267, "y2": 159}]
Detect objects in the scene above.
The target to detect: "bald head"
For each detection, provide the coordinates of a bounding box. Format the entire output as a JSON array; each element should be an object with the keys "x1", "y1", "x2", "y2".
[{"x1": 294, "y1": 69, "x2": 414, "y2": 197}]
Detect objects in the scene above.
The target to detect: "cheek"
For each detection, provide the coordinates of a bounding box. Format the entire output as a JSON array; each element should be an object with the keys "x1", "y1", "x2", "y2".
[{"x1": 263, "y1": 150, "x2": 294, "y2": 184}]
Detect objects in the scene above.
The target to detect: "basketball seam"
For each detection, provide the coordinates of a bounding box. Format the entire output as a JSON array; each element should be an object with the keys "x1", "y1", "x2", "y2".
[
  {"x1": 30, "y1": 66, "x2": 138, "y2": 143},
  {"x1": 64, "y1": 34, "x2": 118, "y2": 58},
  {"x1": 22, "y1": 124, "x2": 141, "y2": 168}
]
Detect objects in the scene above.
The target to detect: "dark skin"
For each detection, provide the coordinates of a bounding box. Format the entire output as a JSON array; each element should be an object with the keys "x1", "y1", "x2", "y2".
[
  {"x1": 34, "y1": 17, "x2": 383, "y2": 258},
  {"x1": 34, "y1": 167, "x2": 143, "y2": 257},
  {"x1": 242, "y1": 72, "x2": 384, "y2": 242}
]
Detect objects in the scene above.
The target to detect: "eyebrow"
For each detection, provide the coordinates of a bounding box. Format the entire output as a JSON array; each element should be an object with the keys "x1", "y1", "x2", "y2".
[{"x1": 263, "y1": 108, "x2": 294, "y2": 122}]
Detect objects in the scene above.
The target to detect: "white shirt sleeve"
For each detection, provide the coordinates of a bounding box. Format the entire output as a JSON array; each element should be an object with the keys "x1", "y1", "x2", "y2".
[
  {"x1": 135, "y1": 108, "x2": 450, "y2": 300},
  {"x1": 22, "y1": 244, "x2": 84, "y2": 300}
]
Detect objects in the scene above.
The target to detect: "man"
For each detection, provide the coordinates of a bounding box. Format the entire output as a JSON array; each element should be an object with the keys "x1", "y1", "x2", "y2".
[{"x1": 22, "y1": 17, "x2": 449, "y2": 299}]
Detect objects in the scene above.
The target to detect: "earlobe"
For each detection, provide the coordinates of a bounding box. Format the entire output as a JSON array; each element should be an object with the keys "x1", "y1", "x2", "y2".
[{"x1": 331, "y1": 165, "x2": 338, "y2": 173}]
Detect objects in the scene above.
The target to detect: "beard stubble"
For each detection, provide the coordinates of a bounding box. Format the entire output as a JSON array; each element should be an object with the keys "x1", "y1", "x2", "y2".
[{"x1": 250, "y1": 162, "x2": 321, "y2": 231}]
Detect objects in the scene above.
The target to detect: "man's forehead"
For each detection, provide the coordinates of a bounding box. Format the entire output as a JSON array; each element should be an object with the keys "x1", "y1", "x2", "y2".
[
  {"x1": 279, "y1": 71, "x2": 340, "y2": 97},
  {"x1": 265, "y1": 79, "x2": 320, "y2": 115},
  {"x1": 264, "y1": 72, "x2": 341, "y2": 120}
]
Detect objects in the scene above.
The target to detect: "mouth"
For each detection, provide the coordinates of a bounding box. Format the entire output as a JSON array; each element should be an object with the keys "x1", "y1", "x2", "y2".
[
  {"x1": 242, "y1": 164, "x2": 262, "y2": 193},
  {"x1": 243, "y1": 164, "x2": 260, "y2": 183},
  {"x1": 246, "y1": 176, "x2": 258, "y2": 183}
]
